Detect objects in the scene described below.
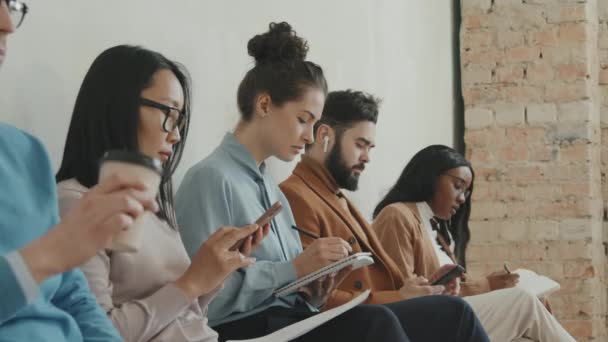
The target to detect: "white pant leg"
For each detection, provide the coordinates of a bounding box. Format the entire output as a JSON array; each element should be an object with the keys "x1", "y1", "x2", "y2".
[{"x1": 463, "y1": 288, "x2": 575, "y2": 342}]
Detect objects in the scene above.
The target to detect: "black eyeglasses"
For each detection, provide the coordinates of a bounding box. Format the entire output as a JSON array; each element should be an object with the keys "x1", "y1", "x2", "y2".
[
  {"x1": 140, "y1": 98, "x2": 187, "y2": 133},
  {"x1": 442, "y1": 173, "x2": 471, "y2": 199},
  {"x1": 4, "y1": 0, "x2": 28, "y2": 29}
]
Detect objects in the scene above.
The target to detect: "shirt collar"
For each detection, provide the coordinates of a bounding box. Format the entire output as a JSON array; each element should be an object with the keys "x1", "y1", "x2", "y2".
[
  {"x1": 298, "y1": 155, "x2": 342, "y2": 197},
  {"x1": 416, "y1": 201, "x2": 435, "y2": 224},
  {"x1": 220, "y1": 132, "x2": 266, "y2": 179}
]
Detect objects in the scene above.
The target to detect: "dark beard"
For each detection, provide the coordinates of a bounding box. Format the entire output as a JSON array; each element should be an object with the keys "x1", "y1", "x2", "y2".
[{"x1": 325, "y1": 139, "x2": 361, "y2": 191}]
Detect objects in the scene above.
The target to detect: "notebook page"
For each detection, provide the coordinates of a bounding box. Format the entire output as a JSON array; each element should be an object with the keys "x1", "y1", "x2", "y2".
[
  {"x1": 514, "y1": 268, "x2": 560, "y2": 297},
  {"x1": 227, "y1": 290, "x2": 371, "y2": 342}
]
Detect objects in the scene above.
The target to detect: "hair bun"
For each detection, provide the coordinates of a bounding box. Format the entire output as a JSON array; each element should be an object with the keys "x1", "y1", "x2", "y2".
[{"x1": 247, "y1": 22, "x2": 309, "y2": 65}]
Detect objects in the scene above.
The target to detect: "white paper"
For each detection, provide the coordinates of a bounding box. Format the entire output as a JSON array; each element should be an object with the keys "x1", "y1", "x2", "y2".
[
  {"x1": 275, "y1": 252, "x2": 374, "y2": 297},
  {"x1": 227, "y1": 290, "x2": 371, "y2": 342},
  {"x1": 514, "y1": 268, "x2": 560, "y2": 298}
]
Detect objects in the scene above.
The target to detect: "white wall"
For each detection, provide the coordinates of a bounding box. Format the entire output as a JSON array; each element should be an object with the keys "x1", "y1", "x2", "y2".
[{"x1": 0, "y1": 0, "x2": 456, "y2": 219}]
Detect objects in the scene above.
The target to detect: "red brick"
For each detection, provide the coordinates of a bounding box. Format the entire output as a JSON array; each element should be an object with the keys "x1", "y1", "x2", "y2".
[
  {"x1": 520, "y1": 241, "x2": 549, "y2": 260},
  {"x1": 529, "y1": 145, "x2": 557, "y2": 161},
  {"x1": 559, "y1": 23, "x2": 588, "y2": 44},
  {"x1": 465, "y1": 128, "x2": 506, "y2": 147},
  {"x1": 468, "y1": 149, "x2": 492, "y2": 164},
  {"x1": 529, "y1": 28, "x2": 559, "y2": 46},
  {"x1": 462, "y1": 48, "x2": 504, "y2": 65},
  {"x1": 505, "y1": 165, "x2": 545, "y2": 182},
  {"x1": 461, "y1": 31, "x2": 494, "y2": 49},
  {"x1": 547, "y1": 4, "x2": 587, "y2": 24},
  {"x1": 503, "y1": 85, "x2": 544, "y2": 103},
  {"x1": 504, "y1": 46, "x2": 540, "y2": 63},
  {"x1": 526, "y1": 63, "x2": 554, "y2": 84},
  {"x1": 475, "y1": 167, "x2": 504, "y2": 182},
  {"x1": 545, "y1": 81, "x2": 590, "y2": 103},
  {"x1": 505, "y1": 127, "x2": 547, "y2": 144},
  {"x1": 600, "y1": 69, "x2": 608, "y2": 85},
  {"x1": 463, "y1": 15, "x2": 491, "y2": 29},
  {"x1": 495, "y1": 65, "x2": 524, "y2": 83},
  {"x1": 496, "y1": 145, "x2": 529, "y2": 161},
  {"x1": 561, "y1": 319, "x2": 593, "y2": 338},
  {"x1": 562, "y1": 183, "x2": 590, "y2": 197},
  {"x1": 556, "y1": 63, "x2": 589, "y2": 82},
  {"x1": 560, "y1": 144, "x2": 590, "y2": 163},
  {"x1": 463, "y1": 85, "x2": 502, "y2": 105},
  {"x1": 497, "y1": 30, "x2": 524, "y2": 48}
]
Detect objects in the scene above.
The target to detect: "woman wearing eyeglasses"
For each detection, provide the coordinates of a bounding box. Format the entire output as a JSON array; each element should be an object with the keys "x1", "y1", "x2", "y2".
[
  {"x1": 372, "y1": 145, "x2": 575, "y2": 341},
  {"x1": 55, "y1": 45, "x2": 270, "y2": 342}
]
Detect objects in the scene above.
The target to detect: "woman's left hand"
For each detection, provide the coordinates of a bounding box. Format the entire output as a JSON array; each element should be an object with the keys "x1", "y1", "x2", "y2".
[
  {"x1": 238, "y1": 223, "x2": 271, "y2": 256},
  {"x1": 297, "y1": 266, "x2": 353, "y2": 307},
  {"x1": 443, "y1": 276, "x2": 461, "y2": 296}
]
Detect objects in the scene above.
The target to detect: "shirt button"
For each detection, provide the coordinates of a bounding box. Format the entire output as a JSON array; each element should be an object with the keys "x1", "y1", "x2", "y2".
[
  {"x1": 354, "y1": 281, "x2": 363, "y2": 290},
  {"x1": 348, "y1": 236, "x2": 357, "y2": 245}
]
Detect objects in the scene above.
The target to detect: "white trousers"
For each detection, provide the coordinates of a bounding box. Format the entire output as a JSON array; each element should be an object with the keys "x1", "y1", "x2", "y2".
[{"x1": 463, "y1": 288, "x2": 575, "y2": 342}]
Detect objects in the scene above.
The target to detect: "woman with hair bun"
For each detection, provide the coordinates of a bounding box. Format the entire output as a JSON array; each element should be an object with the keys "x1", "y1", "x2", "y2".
[{"x1": 176, "y1": 23, "x2": 490, "y2": 342}]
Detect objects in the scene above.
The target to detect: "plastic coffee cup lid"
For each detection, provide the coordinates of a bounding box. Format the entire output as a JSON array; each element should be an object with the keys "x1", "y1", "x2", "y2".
[{"x1": 100, "y1": 150, "x2": 162, "y2": 175}]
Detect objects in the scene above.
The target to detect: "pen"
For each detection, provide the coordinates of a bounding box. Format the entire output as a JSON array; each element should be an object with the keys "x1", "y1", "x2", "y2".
[
  {"x1": 291, "y1": 225, "x2": 320, "y2": 240},
  {"x1": 504, "y1": 263, "x2": 511, "y2": 274}
]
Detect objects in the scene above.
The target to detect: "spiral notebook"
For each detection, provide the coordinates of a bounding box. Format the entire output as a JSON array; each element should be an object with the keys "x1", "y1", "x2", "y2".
[
  {"x1": 514, "y1": 268, "x2": 560, "y2": 298},
  {"x1": 274, "y1": 252, "x2": 374, "y2": 297},
  {"x1": 228, "y1": 290, "x2": 370, "y2": 342}
]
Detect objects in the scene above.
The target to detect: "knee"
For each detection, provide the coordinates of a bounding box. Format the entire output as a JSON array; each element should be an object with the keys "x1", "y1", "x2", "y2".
[
  {"x1": 426, "y1": 295, "x2": 474, "y2": 318},
  {"x1": 363, "y1": 304, "x2": 401, "y2": 326},
  {"x1": 442, "y1": 295, "x2": 472, "y2": 311},
  {"x1": 506, "y1": 287, "x2": 539, "y2": 308}
]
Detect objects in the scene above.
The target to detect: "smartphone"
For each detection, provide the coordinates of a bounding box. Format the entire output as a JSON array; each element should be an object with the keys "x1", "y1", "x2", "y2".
[
  {"x1": 431, "y1": 265, "x2": 465, "y2": 286},
  {"x1": 230, "y1": 202, "x2": 283, "y2": 251},
  {"x1": 255, "y1": 201, "x2": 283, "y2": 227}
]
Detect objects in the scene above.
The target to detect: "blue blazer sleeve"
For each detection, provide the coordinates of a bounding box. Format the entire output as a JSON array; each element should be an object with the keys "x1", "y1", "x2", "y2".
[
  {"x1": 51, "y1": 269, "x2": 122, "y2": 342},
  {"x1": 0, "y1": 254, "x2": 33, "y2": 323}
]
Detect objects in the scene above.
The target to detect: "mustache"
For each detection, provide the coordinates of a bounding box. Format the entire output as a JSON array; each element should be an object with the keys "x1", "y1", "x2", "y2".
[{"x1": 352, "y1": 164, "x2": 365, "y2": 171}]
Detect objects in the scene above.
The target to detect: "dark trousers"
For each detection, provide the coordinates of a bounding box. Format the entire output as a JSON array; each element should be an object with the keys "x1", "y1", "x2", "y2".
[
  {"x1": 383, "y1": 295, "x2": 489, "y2": 342},
  {"x1": 214, "y1": 295, "x2": 489, "y2": 342}
]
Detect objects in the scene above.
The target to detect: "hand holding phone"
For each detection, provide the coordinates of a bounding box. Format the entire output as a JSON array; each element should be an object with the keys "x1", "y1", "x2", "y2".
[
  {"x1": 430, "y1": 264, "x2": 465, "y2": 286},
  {"x1": 255, "y1": 201, "x2": 283, "y2": 227},
  {"x1": 229, "y1": 202, "x2": 282, "y2": 252}
]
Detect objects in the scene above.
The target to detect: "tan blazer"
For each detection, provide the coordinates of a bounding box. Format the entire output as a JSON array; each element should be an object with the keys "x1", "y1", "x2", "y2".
[
  {"x1": 373, "y1": 202, "x2": 490, "y2": 296},
  {"x1": 280, "y1": 157, "x2": 405, "y2": 309}
]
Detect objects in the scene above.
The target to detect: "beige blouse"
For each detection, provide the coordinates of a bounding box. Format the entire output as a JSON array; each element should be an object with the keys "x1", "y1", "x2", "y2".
[{"x1": 57, "y1": 179, "x2": 219, "y2": 342}]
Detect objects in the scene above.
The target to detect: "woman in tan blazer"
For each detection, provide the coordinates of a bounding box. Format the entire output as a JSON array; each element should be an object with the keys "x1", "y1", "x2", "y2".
[{"x1": 372, "y1": 145, "x2": 575, "y2": 342}]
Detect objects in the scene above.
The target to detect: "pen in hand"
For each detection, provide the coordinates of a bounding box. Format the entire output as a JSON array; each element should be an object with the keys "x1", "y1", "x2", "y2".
[
  {"x1": 503, "y1": 263, "x2": 511, "y2": 274},
  {"x1": 291, "y1": 225, "x2": 320, "y2": 240}
]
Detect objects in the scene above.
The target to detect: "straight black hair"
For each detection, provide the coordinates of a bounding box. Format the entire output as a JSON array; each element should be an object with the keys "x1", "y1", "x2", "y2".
[
  {"x1": 373, "y1": 145, "x2": 475, "y2": 268},
  {"x1": 56, "y1": 45, "x2": 191, "y2": 229}
]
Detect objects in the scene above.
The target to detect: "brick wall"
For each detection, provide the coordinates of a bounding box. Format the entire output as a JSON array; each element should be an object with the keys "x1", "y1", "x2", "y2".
[{"x1": 461, "y1": 0, "x2": 606, "y2": 339}]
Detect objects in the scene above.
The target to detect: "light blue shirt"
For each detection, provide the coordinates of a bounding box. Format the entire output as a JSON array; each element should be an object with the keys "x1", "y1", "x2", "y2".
[
  {"x1": 0, "y1": 123, "x2": 121, "y2": 341},
  {"x1": 176, "y1": 133, "x2": 310, "y2": 326}
]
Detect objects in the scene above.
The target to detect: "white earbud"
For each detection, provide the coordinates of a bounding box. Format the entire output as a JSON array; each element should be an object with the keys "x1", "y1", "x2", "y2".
[{"x1": 323, "y1": 136, "x2": 329, "y2": 153}]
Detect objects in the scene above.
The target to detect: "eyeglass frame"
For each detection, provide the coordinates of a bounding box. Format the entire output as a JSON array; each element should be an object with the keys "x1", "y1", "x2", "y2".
[
  {"x1": 4, "y1": 0, "x2": 28, "y2": 29},
  {"x1": 441, "y1": 173, "x2": 472, "y2": 199},
  {"x1": 140, "y1": 97, "x2": 187, "y2": 133}
]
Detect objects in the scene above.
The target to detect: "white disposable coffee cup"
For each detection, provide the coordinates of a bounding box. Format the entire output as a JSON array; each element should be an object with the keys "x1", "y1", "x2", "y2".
[{"x1": 99, "y1": 150, "x2": 162, "y2": 252}]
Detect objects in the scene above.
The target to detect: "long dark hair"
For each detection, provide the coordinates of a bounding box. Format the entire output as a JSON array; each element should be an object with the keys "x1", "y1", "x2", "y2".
[
  {"x1": 373, "y1": 145, "x2": 475, "y2": 268},
  {"x1": 56, "y1": 45, "x2": 191, "y2": 229},
  {"x1": 237, "y1": 22, "x2": 327, "y2": 120}
]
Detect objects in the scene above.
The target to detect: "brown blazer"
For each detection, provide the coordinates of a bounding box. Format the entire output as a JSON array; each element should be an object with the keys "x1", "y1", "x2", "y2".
[
  {"x1": 373, "y1": 202, "x2": 491, "y2": 296},
  {"x1": 280, "y1": 157, "x2": 406, "y2": 309}
]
